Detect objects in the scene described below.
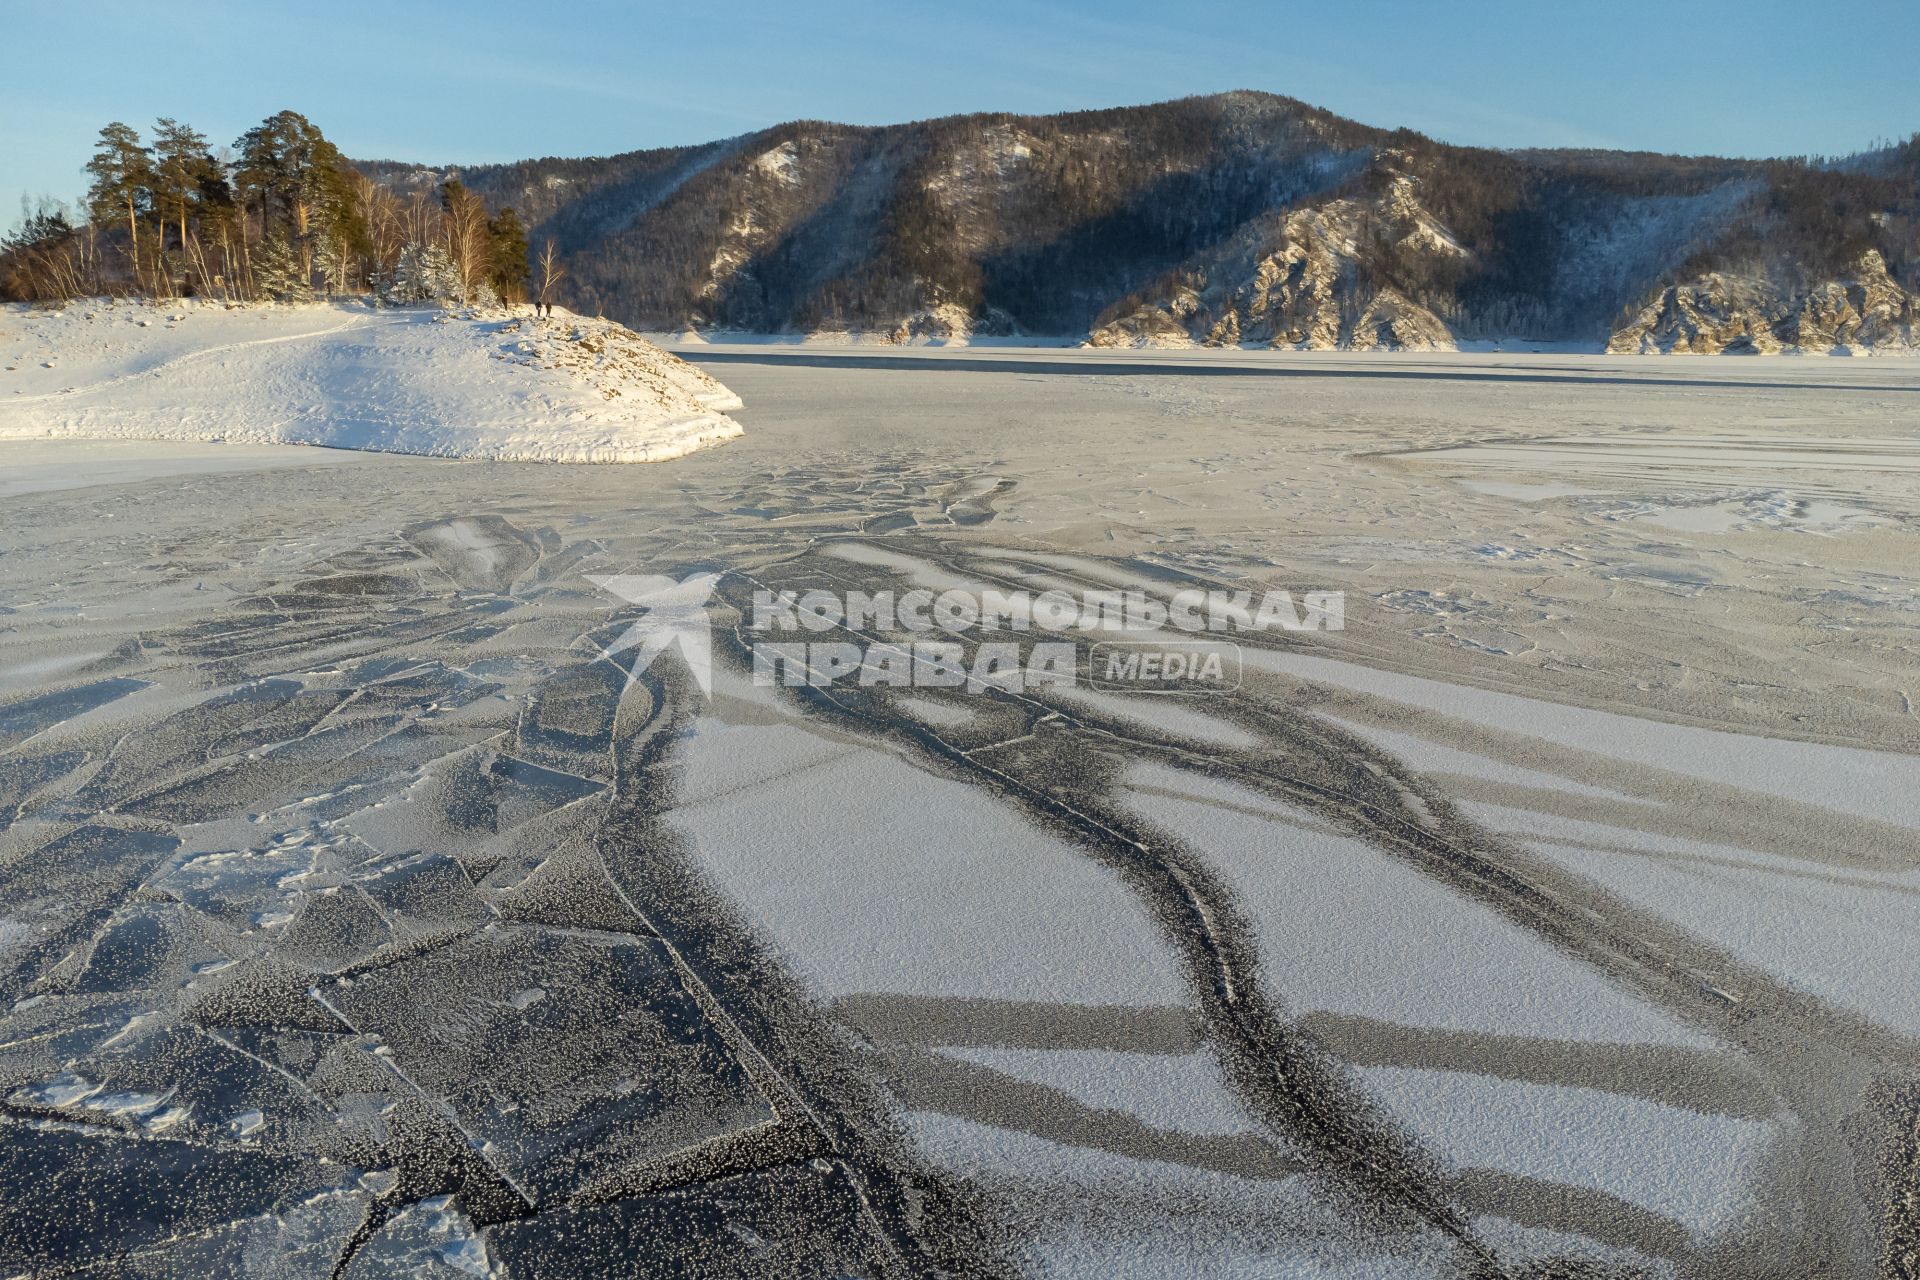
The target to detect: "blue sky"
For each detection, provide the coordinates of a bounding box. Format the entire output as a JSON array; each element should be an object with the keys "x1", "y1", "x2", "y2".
[{"x1": 6, "y1": 0, "x2": 1917, "y2": 229}]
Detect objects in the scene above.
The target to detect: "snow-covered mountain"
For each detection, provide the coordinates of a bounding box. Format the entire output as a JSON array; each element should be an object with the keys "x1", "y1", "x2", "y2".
[{"x1": 363, "y1": 93, "x2": 1920, "y2": 352}]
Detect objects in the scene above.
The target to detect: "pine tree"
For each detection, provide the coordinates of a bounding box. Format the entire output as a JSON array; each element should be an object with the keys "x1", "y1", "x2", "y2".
[
  {"x1": 253, "y1": 229, "x2": 310, "y2": 301},
  {"x1": 150, "y1": 119, "x2": 215, "y2": 259},
  {"x1": 311, "y1": 231, "x2": 349, "y2": 297},
  {"x1": 0, "y1": 205, "x2": 85, "y2": 301},
  {"x1": 85, "y1": 122, "x2": 153, "y2": 291},
  {"x1": 487, "y1": 207, "x2": 530, "y2": 302},
  {"x1": 385, "y1": 242, "x2": 461, "y2": 305},
  {"x1": 192, "y1": 163, "x2": 240, "y2": 299},
  {"x1": 234, "y1": 110, "x2": 363, "y2": 298}
]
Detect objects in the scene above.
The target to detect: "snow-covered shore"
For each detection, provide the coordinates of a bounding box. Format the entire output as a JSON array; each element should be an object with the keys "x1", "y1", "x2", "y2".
[{"x1": 0, "y1": 299, "x2": 745, "y2": 462}]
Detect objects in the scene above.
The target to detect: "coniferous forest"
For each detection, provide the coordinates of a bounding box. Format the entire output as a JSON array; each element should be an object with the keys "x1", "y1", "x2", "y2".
[{"x1": 3, "y1": 112, "x2": 535, "y2": 308}]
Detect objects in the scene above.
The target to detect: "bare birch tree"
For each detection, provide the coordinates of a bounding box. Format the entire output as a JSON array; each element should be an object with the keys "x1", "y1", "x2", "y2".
[{"x1": 536, "y1": 238, "x2": 565, "y2": 316}]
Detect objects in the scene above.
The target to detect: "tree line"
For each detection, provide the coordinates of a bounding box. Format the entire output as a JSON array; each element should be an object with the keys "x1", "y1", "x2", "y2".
[{"x1": 1, "y1": 111, "x2": 558, "y2": 308}]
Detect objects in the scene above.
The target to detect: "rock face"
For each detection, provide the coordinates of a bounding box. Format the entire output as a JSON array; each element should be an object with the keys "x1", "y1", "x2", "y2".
[
  {"x1": 1608, "y1": 252, "x2": 1918, "y2": 354},
  {"x1": 882, "y1": 302, "x2": 999, "y2": 346},
  {"x1": 1789, "y1": 251, "x2": 1918, "y2": 352},
  {"x1": 1348, "y1": 288, "x2": 1455, "y2": 351},
  {"x1": 1607, "y1": 273, "x2": 1788, "y2": 354},
  {"x1": 1090, "y1": 177, "x2": 1459, "y2": 352}
]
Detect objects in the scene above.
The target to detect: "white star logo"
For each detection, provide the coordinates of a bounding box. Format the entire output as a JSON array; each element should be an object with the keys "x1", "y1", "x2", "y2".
[{"x1": 587, "y1": 572, "x2": 722, "y2": 696}]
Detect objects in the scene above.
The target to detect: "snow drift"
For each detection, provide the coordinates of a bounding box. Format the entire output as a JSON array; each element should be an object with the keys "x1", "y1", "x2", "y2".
[{"x1": 0, "y1": 300, "x2": 745, "y2": 462}]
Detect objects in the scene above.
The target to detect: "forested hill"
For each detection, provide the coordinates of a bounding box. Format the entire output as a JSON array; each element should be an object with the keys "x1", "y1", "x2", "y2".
[{"x1": 362, "y1": 91, "x2": 1920, "y2": 352}]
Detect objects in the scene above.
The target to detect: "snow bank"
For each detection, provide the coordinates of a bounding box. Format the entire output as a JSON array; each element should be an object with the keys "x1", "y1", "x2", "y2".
[{"x1": 0, "y1": 299, "x2": 745, "y2": 463}]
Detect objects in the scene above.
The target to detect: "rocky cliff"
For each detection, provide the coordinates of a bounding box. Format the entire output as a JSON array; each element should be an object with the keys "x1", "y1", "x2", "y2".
[{"x1": 1609, "y1": 251, "x2": 1917, "y2": 354}]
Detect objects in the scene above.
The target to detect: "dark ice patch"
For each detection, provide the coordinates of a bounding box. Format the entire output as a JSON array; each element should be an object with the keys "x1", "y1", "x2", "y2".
[
  {"x1": 479, "y1": 850, "x2": 651, "y2": 935},
  {"x1": 0, "y1": 1116, "x2": 354, "y2": 1273},
  {"x1": 354, "y1": 661, "x2": 500, "y2": 712},
  {"x1": 296, "y1": 573, "x2": 416, "y2": 598},
  {"x1": 860, "y1": 510, "x2": 918, "y2": 534},
  {"x1": 336, "y1": 1194, "x2": 486, "y2": 1280},
  {"x1": 319, "y1": 924, "x2": 775, "y2": 1204},
  {"x1": 275, "y1": 886, "x2": 396, "y2": 975},
  {"x1": 182, "y1": 958, "x2": 355, "y2": 1034},
  {"x1": 146, "y1": 832, "x2": 375, "y2": 934},
  {"x1": 208, "y1": 1023, "x2": 354, "y2": 1084},
  {"x1": 443, "y1": 751, "x2": 604, "y2": 836},
  {"x1": 0, "y1": 677, "x2": 149, "y2": 748},
  {"x1": 404, "y1": 515, "x2": 543, "y2": 593},
  {"x1": 358, "y1": 853, "x2": 492, "y2": 935},
  {"x1": 4, "y1": 1012, "x2": 348, "y2": 1154},
  {"x1": 59, "y1": 901, "x2": 235, "y2": 997},
  {"x1": 0, "y1": 748, "x2": 89, "y2": 822},
  {"x1": 944, "y1": 478, "x2": 1015, "y2": 527},
  {"x1": 124, "y1": 719, "x2": 455, "y2": 824},
  {"x1": 486, "y1": 1163, "x2": 891, "y2": 1278},
  {"x1": 0, "y1": 992, "x2": 149, "y2": 1085},
  {"x1": 76, "y1": 679, "x2": 352, "y2": 810},
  {"x1": 0, "y1": 824, "x2": 180, "y2": 998},
  {"x1": 58, "y1": 1187, "x2": 368, "y2": 1280},
  {"x1": 515, "y1": 661, "x2": 628, "y2": 771}
]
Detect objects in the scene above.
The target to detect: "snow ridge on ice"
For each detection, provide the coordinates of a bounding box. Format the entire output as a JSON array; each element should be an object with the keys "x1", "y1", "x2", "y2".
[{"x1": 0, "y1": 299, "x2": 745, "y2": 463}]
